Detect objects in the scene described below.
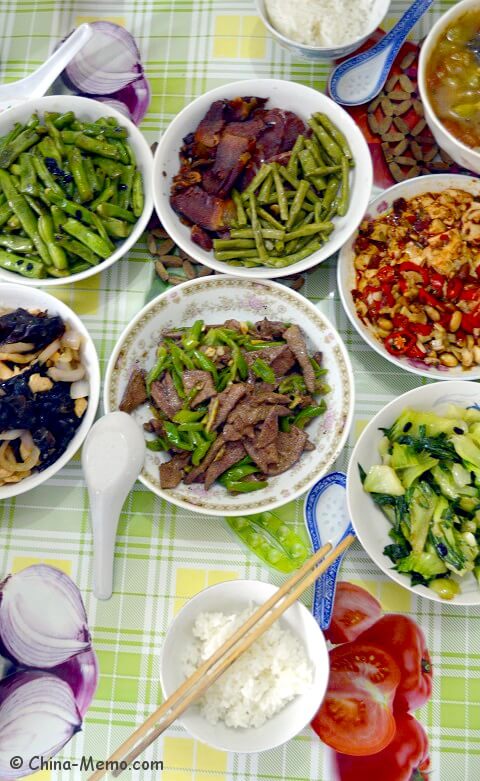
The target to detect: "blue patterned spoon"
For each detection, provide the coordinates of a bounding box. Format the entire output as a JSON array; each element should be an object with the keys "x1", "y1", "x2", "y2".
[
  {"x1": 329, "y1": 0, "x2": 434, "y2": 106},
  {"x1": 304, "y1": 471, "x2": 355, "y2": 630}
]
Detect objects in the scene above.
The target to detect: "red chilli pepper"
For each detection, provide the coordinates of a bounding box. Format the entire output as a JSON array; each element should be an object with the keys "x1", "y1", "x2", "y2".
[
  {"x1": 380, "y1": 282, "x2": 395, "y2": 307},
  {"x1": 405, "y1": 343, "x2": 426, "y2": 359},
  {"x1": 429, "y1": 271, "x2": 446, "y2": 293},
  {"x1": 461, "y1": 285, "x2": 480, "y2": 302},
  {"x1": 398, "y1": 261, "x2": 429, "y2": 284},
  {"x1": 418, "y1": 288, "x2": 445, "y2": 310},
  {"x1": 414, "y1": 322, "x2": 433, "y2": 336},
  {"x1": 377, "y1": 266, "x2": 397, "y2": 283},
  {"x1": 384, "y1": 330, "x2": 416, "y2": 356},
  {"x1": 446, "y1": 278, "x2": 463, "y2": 301}
]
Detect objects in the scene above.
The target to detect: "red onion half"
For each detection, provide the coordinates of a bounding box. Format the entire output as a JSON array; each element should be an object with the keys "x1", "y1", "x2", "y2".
[
  {"x1": 0, "y1": 565, "x2": 91, "y2": 669},
  {"x1": 61, "y1": 21, "x2": 151, "y2": 125},
  {"x1": 0, "y1": 671, "x2": 81, "y2": 780}
]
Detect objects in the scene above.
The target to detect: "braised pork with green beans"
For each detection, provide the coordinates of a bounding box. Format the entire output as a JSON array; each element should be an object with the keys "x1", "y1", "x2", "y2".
[
  {"x1": 0, "y1": 111, "x2": 144, "y2": 279},
  {"x1": 119, "y1": 318, "x2": 330, "y2": 493},
  {"x1": 169, "y1": 95, "x2": 353, "y2": 269}
]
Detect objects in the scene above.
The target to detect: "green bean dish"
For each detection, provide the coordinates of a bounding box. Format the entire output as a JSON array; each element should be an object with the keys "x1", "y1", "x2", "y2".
[
  {"x1": 119, "y1": 317, "x2": 330, "y2": 494},
  {"x1": 0, "y1": 111, "x2": 144, "y2": 279}
]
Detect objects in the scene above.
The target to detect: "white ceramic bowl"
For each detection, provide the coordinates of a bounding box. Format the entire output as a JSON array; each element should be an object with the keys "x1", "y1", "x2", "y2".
[
  {"x1": 418, "y1": 0, "x2": 480, "y2": 175},
  {"x1": 347, "y1": 380, "x2": 480, "y2": 606},
  {"x1": 0, "y1": 284, "x2": 100, "y2": 499},
  {"x1": 104, "y1": 275, "x2": 354, "y2": 516},
  {"x1": 160, "y1": 579, "x2": 329, "y2": 752},
  {"x1": 0, "y1": 95, "x2": 153, "y2": 286},
  {"x1": 338, "y1": 173, "x2": 480, "y2": 380},
  {"x1": 255, "y1": 0, "x2": 391, "y2": 60},
  {"x1": 153, "y1": 79, "x2": 372, "y2": 279}
]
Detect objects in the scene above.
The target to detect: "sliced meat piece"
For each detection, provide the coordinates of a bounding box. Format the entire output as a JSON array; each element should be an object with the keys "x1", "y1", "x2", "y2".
[
  {"x1": 304, "y1": 439, "x2": 315, "y2": 451},
  {"x1": 202, "y1": 132, "x2": 252, "y2": 197},
  {"x1": 144, "y1": 418, "x2": 166, "y2": 436},
  {"x1": 252, "y1": 389, "x2": 291, "y2": 405},
  {"x1": 210, "y1": 383, "x2": 247, "y2": 429},
  {"x1": 119, "y1": 368, "x2": 147, "y2": 413},
  {"x1": 312, "y1": 351, "x2": 323, "y2": 367},
  {"x1": 245, "y1": 345, "x2": 295, "y2": 378},
  {"x1": 264, "y1": 427, "x2": 308, "y2": 475},
  {"x1": 255, "y1": 108, "x2": 286, "y2": 162},
  {"x1": 150, "y1": 372, "x2": 182, "y2": 419},
  {"x1": 184, "y1": 435, "x2": 225, "y2": 484},
  {"x1": 193, "y1": 99, "x2": 226, "y2": 156},
  {"x1": 256, "y1": 408, "x2": 279, "y2": 448},
  {"x1": 225, "y1": 116, "x2": 266, "y2": 139},
  {"x1": 284, "y1": 325, "x2": 316, "y2": 393},
  {"x1": 228, "y1": 401, "x2": 291, "y2": 430},
  {"x1": 182, "y1": 369, "x2": 216, "y2": 407},
  {"x1": 244, "y1": 440, "x2": 279, "y2": 473},
  {"x1": 224, "y1": 319, "x2": 242, "y2": 332},
  {"x1": 191, "y1": 225, "x2": 213, "y2": 250},
  {"x1": 223, "y1": 422, "x2": 255, "y2": 441},
  {"x1": 204, "y1": 441, "x2": 246, "y2": 490},
  {"x1": 254, "y1": 318, "x2": 287, "y2": 340},
  {"x1": 170, "y1": 186, "x2": 236, "y2": 232},
  {"x1": 225, "y1": 96, "x2": 267, "y2": 121},
  {"x1": 281, "y1": 112, "x2": 307, "y2": 152},
  {"x1": 159, "y1": 453, "x2": 191, "y2": 489}
]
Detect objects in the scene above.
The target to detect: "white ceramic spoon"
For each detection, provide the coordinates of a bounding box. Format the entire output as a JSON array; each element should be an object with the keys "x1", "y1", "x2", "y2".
[
  {"x1": 0, "y1": 23, "x2": 93, "y2": 111},
  {"x1": 82, "y1": 412, "x2": 146, "y2": 600}
]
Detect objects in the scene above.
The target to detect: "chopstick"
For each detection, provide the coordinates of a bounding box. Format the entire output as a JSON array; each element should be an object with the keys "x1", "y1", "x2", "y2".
[{"x1": 88, "y1": 534, "x2": 355, "y2": 781}]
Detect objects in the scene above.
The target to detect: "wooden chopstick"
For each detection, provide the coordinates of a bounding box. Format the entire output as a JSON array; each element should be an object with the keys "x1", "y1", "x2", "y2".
[{"x1": 88, "y1": 535, "x2": 354, "y2": 781}]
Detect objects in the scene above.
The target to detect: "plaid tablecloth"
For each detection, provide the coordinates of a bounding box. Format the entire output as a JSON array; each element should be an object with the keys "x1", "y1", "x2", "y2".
[{"x1": 0, "y1": 1, "x2": 479, "y2": 779}]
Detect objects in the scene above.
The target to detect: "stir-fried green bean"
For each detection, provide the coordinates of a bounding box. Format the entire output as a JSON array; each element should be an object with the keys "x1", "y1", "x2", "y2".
[
  {"x1": 211, "y1": 113, "x2": 353, "y2": 269},
  {"x1": 0, "y1": 110, "x2": 144, "y2": 278}
]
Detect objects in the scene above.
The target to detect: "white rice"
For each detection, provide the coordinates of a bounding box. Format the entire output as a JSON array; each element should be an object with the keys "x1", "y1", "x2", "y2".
[
  {"x1": 182, "y1": 608, "x2": 313, "y2": 729},
  {"x1": 265, "y1": 0, "x2": 376, "y2": 47}
]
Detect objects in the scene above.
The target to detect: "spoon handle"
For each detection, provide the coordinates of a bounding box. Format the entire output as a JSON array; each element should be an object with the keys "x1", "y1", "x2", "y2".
[
  {"x1": 304, "y1": 471, "x2": 356, "y2": 630},
  {"x1": 88, "y1": 491, "x2": 123, "y2": 601},
  {"x1": 378, "y1": 0, "x2": 435, "y2": 50}
]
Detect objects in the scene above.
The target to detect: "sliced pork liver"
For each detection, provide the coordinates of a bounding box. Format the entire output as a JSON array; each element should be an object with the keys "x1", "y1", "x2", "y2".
[
  {"x1": 182, "y1": 370, "x2": 216, "y2": 407},
  {"x1": 264, "y1": 427, "x2": 308, "y2": 475},
  {"x1": 160, "y1": 453, "x2": 191, "y2": 489},
  {"x1": 119, "y1": 368, "x2": 147, "y2": 413},
  {"x1": 284, "y1": 325, "x2": 316, "y2": 393},
  {"x1": 150, "y1": 372, "x2": 182, "y2": 419},
  {"x1": 204, "y1": 442, "x2": 246, "y2": 489},
  {"x1": 210, "y1": 383, "x2": 247, "y2": 428}
]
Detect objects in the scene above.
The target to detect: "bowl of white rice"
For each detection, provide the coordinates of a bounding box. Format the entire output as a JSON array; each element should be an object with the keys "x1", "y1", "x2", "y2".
[
  {"x1": 160, "y1": 579, "x2": 329, "y2": 753},
  {"x1": 256, "y1": 0, "x2": 391, "y2": 60}
]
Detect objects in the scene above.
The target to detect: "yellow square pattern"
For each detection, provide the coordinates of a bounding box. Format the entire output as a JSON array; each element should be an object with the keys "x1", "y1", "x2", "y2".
[
  {"x1": 163, "y1": 737, "x2": 194, "y2": 769},
  {"x1": 196, "y1": 743, "x2": 227, "y2": 773},
  {"x1": 213, "y1": 15, "x2": 266, "y2": 59},
  {"x1": 174, "y1": 567, "x2": 239, "y2": 614},
  {"x1": 29, "y1": 772, "x2": 51, "y2": 781},
  {"x1": 52, "y1": 274, "x2": 100, "y2": 316},
  {"x1": 11, "y1": 556, "x2": 72, "y2": 576}
]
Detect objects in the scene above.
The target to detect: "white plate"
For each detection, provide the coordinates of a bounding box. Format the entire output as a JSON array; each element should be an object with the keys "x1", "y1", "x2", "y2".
[
  {"x1": 153, "y1": 79, "x2": 372, "y2": 279},
  {"x1": 160, "y1": 579, "x2": 329, "y2": 752},
  {"x1": 338, "y1": 173, "x2": 480, "y2": 379},
  {"x1": 104, "y1": 275, "x2": 354, "y2": 516},
  {"x1": 347, "y1": 380, "x2": 480, "y2": 606},
  {"x1": 0, "y1": 284, "x2": 100, "y2": 499}
]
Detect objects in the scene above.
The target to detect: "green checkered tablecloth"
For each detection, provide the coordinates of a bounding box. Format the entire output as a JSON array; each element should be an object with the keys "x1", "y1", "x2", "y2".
[{"x1": 0, "y1": 1, "x2": 479, "y2": 779}]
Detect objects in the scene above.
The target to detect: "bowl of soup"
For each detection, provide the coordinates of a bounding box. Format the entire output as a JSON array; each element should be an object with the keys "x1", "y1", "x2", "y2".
[{"x1": 418, "y1": 0, "x2": 480, "y2": 174}]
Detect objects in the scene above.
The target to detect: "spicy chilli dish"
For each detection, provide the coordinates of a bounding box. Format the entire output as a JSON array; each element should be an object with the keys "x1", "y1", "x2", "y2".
[
  {"x1": 0, "y1": 306, "x2": 89, "y2": 484},
  {"x1": 119, "y1": 317, "x2": 330, "y2": 493},
  {"x1": 352, "y1": 187, "x2": 480, "y2": 369}
]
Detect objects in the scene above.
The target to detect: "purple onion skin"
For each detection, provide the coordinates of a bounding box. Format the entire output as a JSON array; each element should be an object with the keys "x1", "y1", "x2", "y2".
[
  {"x1": 53, "y1": 648, "x2": 99, "y2": 718},
  {"x1": 62, "y1": 69, "x2": 151, "y2": 126}
]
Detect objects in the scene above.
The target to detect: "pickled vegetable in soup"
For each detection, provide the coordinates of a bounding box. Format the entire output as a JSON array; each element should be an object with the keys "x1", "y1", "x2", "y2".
[{"x1": 426, "y1": 10, "x2": 480, "y2": 150}]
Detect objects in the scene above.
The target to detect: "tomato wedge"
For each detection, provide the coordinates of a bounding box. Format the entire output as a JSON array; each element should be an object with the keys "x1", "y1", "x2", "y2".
[
  {"x1": 358, "y1": 614, "x2": 433, "y2": 711},
  {"x1": 325, "y1": 582, "x2": 382, "y2": 644},
  {"x1": 311, "y1": 643, "x2": 400, "y2": 756},
  {"x1": 334, "y1": 711, "x2": 430, "y2": 781}
]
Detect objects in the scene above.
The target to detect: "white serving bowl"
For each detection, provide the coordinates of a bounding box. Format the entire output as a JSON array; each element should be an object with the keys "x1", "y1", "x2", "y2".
[
  {"x1": 338, "y1": 173, "x2": 480, "y2": 380},
  {"x1": 104, "y1": 275, "x2": 354, "y2": 516},
  {"x1": 0, "y1": 284, "x2": 100, "y2": 499},
  {"x1": 347, "y1": 380, "x2": 480, "y2": 606},
  {"x1": 0, "y1": 95, "x2": 153, "y2": 287},
  {"x1": 160, "y1": 579, "x2": 329, "y2": 752},
  {"x1": 418, "y1": 0, "x2": 480, "y2": 175},
  {"x1": 255, "y1": 0, "x2": 391, "y2": 60},
  {"x1": 153, "y1": 79, "x2": 372, "y2": 279}
]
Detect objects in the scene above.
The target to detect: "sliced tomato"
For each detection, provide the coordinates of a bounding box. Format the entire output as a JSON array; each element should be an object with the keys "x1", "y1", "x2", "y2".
[
  {"x1": 311, "y1": 670, "x2": 397, "y2": 756},
  {"x1": 325, "y1": 582, "x2": 382, "y2": 644},
  {"x1": 358, "y1": 614, "x2": 433, "y2": 711},
  {"x1": 334, "y1": 711, "x2": 430, "y2": 781},
  {"x1": 311, "y1": 643, "x2": 400, "y2": 756}
]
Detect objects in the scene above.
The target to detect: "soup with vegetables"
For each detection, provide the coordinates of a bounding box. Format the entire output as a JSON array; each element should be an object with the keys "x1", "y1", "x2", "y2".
[{"x1": 426, "y1": 10, "x2": 480, "y2": 150}]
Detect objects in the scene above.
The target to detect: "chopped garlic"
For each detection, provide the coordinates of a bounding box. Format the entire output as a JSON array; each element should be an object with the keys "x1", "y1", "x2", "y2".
[
  {"x1": 28, "y1": 374, "x2": 53, "y2": 393},
  {"x1": 74, "y1": 397, "x2": 88, "y2": 418}
]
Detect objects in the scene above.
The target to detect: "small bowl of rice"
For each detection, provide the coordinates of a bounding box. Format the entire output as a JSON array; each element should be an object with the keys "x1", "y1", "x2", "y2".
[
  {"x1": 160, "y1": 579, "x2": 329, "y2": 752},
  {"x1": 256, "y1": 0, "x2": 391, "y2": 60}
]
